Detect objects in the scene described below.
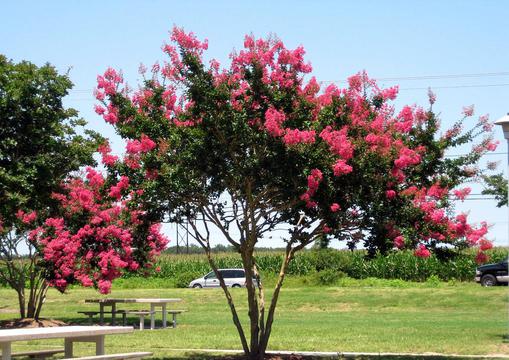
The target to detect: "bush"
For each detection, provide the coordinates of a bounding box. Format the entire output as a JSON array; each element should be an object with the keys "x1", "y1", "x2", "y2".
[{"x1": 313, "y1": 269, "x2": 346, "y2": 285}]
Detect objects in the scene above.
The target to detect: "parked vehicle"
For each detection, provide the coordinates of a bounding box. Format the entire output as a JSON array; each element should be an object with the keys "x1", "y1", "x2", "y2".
[
  {"x1": 475, "y1": 259, "x2": 508, "y2": 286},
  {"x1": 188, "y1": 268, "x2": 258, "y2": 288}
]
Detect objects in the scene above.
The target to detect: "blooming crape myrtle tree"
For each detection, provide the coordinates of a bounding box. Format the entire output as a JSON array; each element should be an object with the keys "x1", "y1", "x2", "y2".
[
  {"x1": 356, "y1": 99, "x2": 499, "y2": 258},
  {"x1": 28, "y1": 166, "x2": 168, "y2": 298},
  {"x1": 0, "y1": 55, "x2": 103, "y2": 319},
  {"x1": 94, "y1": 27, "x2": 493, "y2": 359}
]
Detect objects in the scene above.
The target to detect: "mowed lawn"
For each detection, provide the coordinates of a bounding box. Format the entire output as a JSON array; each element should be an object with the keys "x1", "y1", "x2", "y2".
[{"x1": 0, "y1": 281, "x2": 507, "y2": 358}]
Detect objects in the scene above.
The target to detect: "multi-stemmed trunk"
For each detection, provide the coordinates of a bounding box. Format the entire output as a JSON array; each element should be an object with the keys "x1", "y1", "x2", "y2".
[
  {"x1": 187, "y1": 184, "x2": 322, "y2": 359},
  {"x1": 1, "y1": 237, "x2": 49, "y2": 320},
  {"x1": 191, "y1": 212, "x2": 315, "y2": 359},
  {"x1": 14, "y1": 278, "x2": 49, "y2": 319},
  {"x1": 205, "y1": 243, "x2": 295, "y2": 360}
]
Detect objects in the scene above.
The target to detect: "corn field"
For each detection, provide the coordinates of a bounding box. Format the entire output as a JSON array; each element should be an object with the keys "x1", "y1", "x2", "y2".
[{"x1": 138, "y1": 247, "x2": 508, "y2": 285}]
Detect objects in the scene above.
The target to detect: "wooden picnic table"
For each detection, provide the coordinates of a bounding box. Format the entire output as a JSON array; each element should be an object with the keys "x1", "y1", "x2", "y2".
[
  {"x1": 0, "y1": 325, "x2": 133, "y2": 360},
  {"x1": 84, "y1": 298, "x2": 181, "y2": 329}
]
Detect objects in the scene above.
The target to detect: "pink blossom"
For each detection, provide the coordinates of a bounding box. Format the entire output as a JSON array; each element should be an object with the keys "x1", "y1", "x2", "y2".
[
  {"x1": 414, "y1": 244, "x2": 431, "y2": 258},
  {"x1": 283, "y1": 129, "x2": 316, "y2": 145},
  {"x1": 332, "y1": 159, "x2": 353, "y2": 176},
  {"x1": 429, "y1": 209, "x2": 445, "y2": 224},
  {"x1": 453, "y1": 187, "x2": 471, "y2": 201},
  {"x1": 462, "y1": 105, "x2": 474, "y2": 117},
  {"x1": 478, "y1": 239, "x2": 493, "y2": 251},
  {"x1": 140, "y1": 134, "x2": 156, "y2": 152},
  {"x1": 98, "y1": 279, "x2": 112, "y2": 294},
  {"x1": 94, "y1": 105, "x2": 106, "y2": 115},
  {"x1": 108, "y1": 176, "x2": 130, "y2": 200},
  {"x1": 394, "y1": 235, "x2": 405, "y2": 249},
  {"x1": 475, "y1": 252, "x2": 489, "y2": 264},
  {"x1": 97, "y1": 142, "x2": 119, "y2": 167},
  {"x1": 427, "y1": 88, "x2": 436, "y2": 105},
  {"x1": 385, "y1": 190, "x2": 396, "y2": 200},
  {"x1": 330, "y1": 203, "x2": 341, "y2": 212},
  {"x1": 319, "y1": 126, "x2": 353, "y2": 160},
  {"x1": 394, "y1": 148, "x2": 421, "y2": 169},
  {"x1": 264, "y1": 108, "x2": 285, "y2": 137}
]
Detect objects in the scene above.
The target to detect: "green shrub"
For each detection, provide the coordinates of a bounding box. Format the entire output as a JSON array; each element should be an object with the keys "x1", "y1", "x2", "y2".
[{"x1": 313, "y1": 269, "x2": 345, "y2": 285}]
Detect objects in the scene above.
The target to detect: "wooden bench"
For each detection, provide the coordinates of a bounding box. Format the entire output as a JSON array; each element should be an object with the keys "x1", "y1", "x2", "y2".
[
  {"x1": 62, "y1": 351, "x2": 152, "y2": 360},
  {"x1": 12, "y1": 348, "x2": 64, "y2": 359},
  {"x1": 77, "y1": 311, "x2": 127, "y2": 325}
]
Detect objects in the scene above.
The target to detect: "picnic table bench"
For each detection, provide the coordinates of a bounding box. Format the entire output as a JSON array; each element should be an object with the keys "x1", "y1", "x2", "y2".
[
  {"x1": 0, "y1": 326, "x2": 138, "y2": 360},
  {"x1": 11, "y1": 348, "x2": 64, "y2": 358},
  {"x1": 83, "y1": 298, "x2": 182, "y2": 330}
]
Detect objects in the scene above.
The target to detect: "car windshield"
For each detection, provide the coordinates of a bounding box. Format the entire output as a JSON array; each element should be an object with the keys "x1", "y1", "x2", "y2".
[{"x1": 205, "y1": 271, "x2": 217, "y2": 279}]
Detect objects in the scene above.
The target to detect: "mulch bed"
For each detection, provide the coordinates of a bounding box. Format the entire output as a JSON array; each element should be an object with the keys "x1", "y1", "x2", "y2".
[{"x1": 0, "y1": 318, "x2": 67, "y2": 329}]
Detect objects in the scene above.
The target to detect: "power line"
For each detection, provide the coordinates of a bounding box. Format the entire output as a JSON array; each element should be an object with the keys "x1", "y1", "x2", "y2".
[
  {"x1": 320, "y1": 71, "x2": 509, "y2": 84},
  {"x1": 67, "y1": 71, "x2": 509, "y2": 94},
  {"x1": 66, "y1": 82, "x2": 509, "y2": 101},
  {"x1": 399, "y1": 83, "x2": 509, "y2": 91},
  {"x1": 445, "y1": 152, "x2": 508, "y2": 158}
]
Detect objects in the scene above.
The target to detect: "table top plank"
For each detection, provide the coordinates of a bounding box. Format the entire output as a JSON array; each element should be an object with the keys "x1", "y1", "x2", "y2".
[
  {"x1": 0, "y1": 326, "x2": 133, "y2": 342},
  {"x1": 85, "y1": 298, "x2": 181, "y2": 304}
]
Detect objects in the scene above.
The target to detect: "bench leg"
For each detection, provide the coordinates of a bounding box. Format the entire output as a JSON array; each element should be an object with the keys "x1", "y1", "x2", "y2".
[
  {"x1": 64, "y1": 339, "x2": 73, "y2": 358},
  {"x1": 111, "y1": 303, "x2": 116, "y2": 326},
  {"x1": 87, "y1": 314, "x2": 94, "y2": 325},
  {"x1": 172, "y1": 313, "x2": 177, "y2": 328},
  {"x1": 99, "y1": 303, "x2": 105, "y2": 326},
  {"x1": 162, "y1": 304, "x2": 167, "y2": 328},
  {"x1": 95, "y1": 336, "x2": 105, "y2": 355},
  {"x1": 150, "y1": 304, "x2": 155, "y2": 330},
  {"x1": 122, "y1": 312, "x2": 127, "y2": 326},
  {"x1": 1, "y1": 342, "x2": 12, "y2": 360},
  {"x1": 139, "y1": 315, "x2": 145, "y2": 330}
]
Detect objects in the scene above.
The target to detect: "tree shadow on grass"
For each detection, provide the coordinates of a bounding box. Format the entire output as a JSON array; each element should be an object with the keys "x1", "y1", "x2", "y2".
[{"x1": 150, "y1": 355, "x2": 504, "y2": 360}]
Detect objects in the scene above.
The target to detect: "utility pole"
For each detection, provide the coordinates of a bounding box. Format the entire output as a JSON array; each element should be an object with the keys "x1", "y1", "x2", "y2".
[{"x1": 175, "y1": 220, "x2": 190, "y2": 254}]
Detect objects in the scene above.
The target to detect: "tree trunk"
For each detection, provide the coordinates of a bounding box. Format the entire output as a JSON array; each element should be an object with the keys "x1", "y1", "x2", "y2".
[
  {"x1": 16, "y1": 286, "x2": 26, "y2": 319},
  {"x1": 26, "y1": 280, "x2": 48, "y2": 319},
  {"x1": 12, "y1": 274, "x2": 47, "y2": 319}
]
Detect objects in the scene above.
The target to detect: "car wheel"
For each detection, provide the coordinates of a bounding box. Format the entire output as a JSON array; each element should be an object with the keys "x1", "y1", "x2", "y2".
[
  {"x1": 193, "y1": 283, "x2": 203, "y2": 288},
  {"x1": 232, "y1": 284, "x2": 241, "y2": 288},
  {"x1": 481, "y1": 274, "x2": 497, "y2": 287}
]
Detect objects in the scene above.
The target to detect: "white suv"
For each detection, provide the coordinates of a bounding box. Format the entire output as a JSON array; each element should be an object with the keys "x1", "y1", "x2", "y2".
[{"x1": 189, "y1": 269, "x2": 257, "y2": 288}]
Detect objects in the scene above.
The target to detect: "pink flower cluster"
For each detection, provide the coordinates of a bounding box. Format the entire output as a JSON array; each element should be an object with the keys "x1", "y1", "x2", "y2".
[
  {"x1": 16, "y1": 210, "x2": 37, "y2": 224},
  {"x1": 453, "y1": 187, "x2": 471, "y2": 201},
  {"x1": 97, "y1": 142, "x2": 119, "y2": 166},
  {"x1": 300, "y1": 169, "x2": 323, "y2": 208},
  {"x1": 29, "y1": 167, "x2": 168, "y2": 294},
  {"x1": 126, "y1": 134, "x2": 157, "y2": 154}
]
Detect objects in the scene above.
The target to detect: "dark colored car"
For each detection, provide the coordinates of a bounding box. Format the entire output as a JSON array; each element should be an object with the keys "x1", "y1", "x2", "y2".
[{"x1": 475, "y1": 259, "x2": 508, "y2": 286}]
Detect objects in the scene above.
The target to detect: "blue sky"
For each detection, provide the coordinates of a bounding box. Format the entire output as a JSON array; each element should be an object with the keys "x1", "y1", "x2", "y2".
[{"x1": 2, "y1": 0, "x2": 508, "y2": 247}]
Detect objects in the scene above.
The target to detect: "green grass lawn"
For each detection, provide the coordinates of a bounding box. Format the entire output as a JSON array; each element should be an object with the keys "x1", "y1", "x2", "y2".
[{"x1": 0, "y1": 280, "x2": 507, "y2": 358}]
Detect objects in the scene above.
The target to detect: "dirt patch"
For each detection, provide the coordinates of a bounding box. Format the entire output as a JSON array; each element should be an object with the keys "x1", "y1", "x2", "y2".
[
  {"x1": 208, "y1": 356, "x2": 310, "y2": 360},
  {"x1": 0, "y1": 308, "x2": 17, "y2": 314},
  {"x1": 0, "y1": 318, "x2": 67, "y2": 329}
]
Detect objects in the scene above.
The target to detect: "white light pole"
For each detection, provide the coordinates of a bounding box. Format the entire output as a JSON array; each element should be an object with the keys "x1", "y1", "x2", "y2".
[{"x1": 494, "y1": 113, "x2": 509, "y2": 246}]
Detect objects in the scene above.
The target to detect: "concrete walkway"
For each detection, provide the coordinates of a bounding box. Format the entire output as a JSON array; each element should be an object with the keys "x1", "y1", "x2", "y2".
[{"x1": 165, "y1": 348, "x2": 509, "y2": 359}]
